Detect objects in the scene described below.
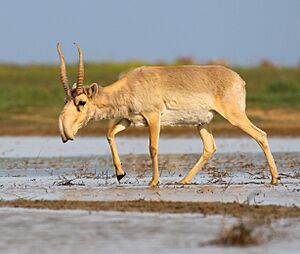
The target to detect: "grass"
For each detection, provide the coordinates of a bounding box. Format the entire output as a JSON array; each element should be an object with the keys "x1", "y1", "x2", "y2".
[
  {"x1": 0, "y1": 63, "x2": 299, "y2": 109},
  {"x1": 0, "y1": 62, "x2": 299, "y2": 134},
  {"x1": 234, "y1": 66, "x2": 300, "y2": 108}
]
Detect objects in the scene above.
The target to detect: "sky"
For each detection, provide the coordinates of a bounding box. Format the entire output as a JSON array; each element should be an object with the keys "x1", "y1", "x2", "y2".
[{"x1": 0, "y1": 0, "x2": 300, "y2": 65}]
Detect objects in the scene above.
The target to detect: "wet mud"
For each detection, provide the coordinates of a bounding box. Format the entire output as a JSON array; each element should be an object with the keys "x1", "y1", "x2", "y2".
[{"x1": 1, "y1": 199, "x2": 299, "y2": 219}]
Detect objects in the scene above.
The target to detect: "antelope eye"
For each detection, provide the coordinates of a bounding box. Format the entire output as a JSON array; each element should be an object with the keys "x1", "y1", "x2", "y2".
[{"x1": 78, "y1": 100, "x2": 86, "y2": 106}]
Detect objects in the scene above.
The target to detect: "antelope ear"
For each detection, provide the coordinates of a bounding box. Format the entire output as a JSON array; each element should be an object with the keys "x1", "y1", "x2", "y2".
[{"x1": 87, "y1": 83, "x2": 100, "y2": 98}]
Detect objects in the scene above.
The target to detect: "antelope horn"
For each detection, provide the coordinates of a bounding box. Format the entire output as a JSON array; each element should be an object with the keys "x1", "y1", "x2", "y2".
[
  {"x1": 57, "y1": 43, "x2": 71, "y2": 98},
  {"x1": 74, "y1": 43, "x2": 84, "y2": 93}
]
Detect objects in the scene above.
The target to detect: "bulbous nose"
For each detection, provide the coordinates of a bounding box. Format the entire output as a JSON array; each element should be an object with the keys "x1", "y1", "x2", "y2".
[
  {"x1": 64, "y1": 129, "x2": 75, "y2": 141},
  {"x1": 58, "y1": 115, "x2": 74, "y2": 143}
]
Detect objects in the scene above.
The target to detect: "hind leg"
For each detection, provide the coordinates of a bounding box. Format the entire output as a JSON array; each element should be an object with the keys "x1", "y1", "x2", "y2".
[
  {"x1": 221, "y1": 110, "x2": 279, "y2": 185},
  {"x1": 179, "y1": 124, "x2": 216, "y2": 184},
  {"x1": 142, "y1": 112, "x2": 161, "y2": 187}
]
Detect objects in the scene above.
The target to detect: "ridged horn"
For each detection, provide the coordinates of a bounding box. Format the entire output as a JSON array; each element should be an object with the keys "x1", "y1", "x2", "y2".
[
  {"x1": 57, "y1": 43, "x2": 71, "y2": 98},
  {"x1": 74, "y1": 43, "x2": 84, "y2": 93}
]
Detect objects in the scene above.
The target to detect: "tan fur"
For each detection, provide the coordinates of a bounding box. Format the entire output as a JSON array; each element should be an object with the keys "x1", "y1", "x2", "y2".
[{"x1": 59, "y1": 64, "x2": 279, "y2": 186}]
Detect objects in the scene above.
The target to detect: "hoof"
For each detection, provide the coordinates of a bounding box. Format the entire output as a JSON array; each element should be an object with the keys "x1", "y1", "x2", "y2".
[
  {"x1": 117, "y1": 172, "x2": 126, "y2": 183},
  {"x1": 271, "y1": 177, "x2": 279, "y2": 186},
  {"x1": 149, "y1": 179, "x2": 160, "y2": 187},
  {"x1": 177, "y1": 179, "x2": 189, "y2": 185}
]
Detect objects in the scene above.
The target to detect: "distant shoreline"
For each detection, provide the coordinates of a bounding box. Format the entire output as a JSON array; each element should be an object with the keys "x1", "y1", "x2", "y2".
[{"x1": 1, "y1": 121, "x2": 299, "y2": 137}]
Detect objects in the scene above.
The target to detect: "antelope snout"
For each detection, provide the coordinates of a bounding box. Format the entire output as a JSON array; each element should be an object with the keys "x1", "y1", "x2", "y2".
[{"x1": 58, "y1": 116, "x2": 74, "y2": 143}]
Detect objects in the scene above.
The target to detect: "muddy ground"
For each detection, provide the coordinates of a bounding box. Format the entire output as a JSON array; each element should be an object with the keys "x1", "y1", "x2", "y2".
[
  {"x1": 1, "y1": 149, "x2": 299, "y2": 208},
  {"x1": 1, "y1": 199, "x2": 300, "y2": 219},
  {"x1": 1, "y1": 120, "x2": 300, "y2": 137},
  {"x1": 1, "y1": 108, "x2": 300, "y2": 136}
]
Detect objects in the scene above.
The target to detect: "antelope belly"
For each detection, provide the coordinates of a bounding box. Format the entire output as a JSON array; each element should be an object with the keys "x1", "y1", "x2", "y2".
[
  {"x1": 129, "y1": 114, "x2": 148, "y2": 127},
  {"x1": 129, "y1": 109, "x2": 214, "y2": 127},
  {"x1": 160, "y1": 108, "x2": 214, "y2": 126}
]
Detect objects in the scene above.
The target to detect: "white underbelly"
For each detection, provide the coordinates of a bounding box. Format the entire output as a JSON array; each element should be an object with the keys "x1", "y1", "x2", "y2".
[
  {"x1": 129, "y1": 109, "x2": 214, "y2": 127},
  {"x1": 160, "y1": 108, "x2": 214, "y2": 126}
]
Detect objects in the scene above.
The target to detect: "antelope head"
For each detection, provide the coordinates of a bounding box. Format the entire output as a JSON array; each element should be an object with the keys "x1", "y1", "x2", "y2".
[{"x1": 57, "y1": 43, "x2": 99, "y2": 143}]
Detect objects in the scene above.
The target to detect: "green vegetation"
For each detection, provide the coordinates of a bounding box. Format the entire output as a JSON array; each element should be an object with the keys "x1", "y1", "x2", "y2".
[
  {"x1": 234, "y1": 66, "x2": 300, "y2": 108},
  {"x1": 0, "y1": 62, "x2": 143, "y2": 111},
  {"x1": 0, "y1": 62, "x2": 299, "y2": 119}
]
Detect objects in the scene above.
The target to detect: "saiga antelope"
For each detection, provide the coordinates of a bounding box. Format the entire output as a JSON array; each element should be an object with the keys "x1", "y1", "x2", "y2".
[{"x1": 57, "y1": 43, "x2": 279, "y2": 187}]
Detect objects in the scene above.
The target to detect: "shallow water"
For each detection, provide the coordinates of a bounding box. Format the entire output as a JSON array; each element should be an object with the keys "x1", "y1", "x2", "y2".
[
  {"x1": 0, "y1": 151, "x2": 299, "y2": 205},
  {"x1": 0, "y1": 136, "x2": 299, "y2": 253},
  {"x1": 0, "y1": 137, "x2": 299, "y2": 205},
  {"x1": 0, "y1": 208, "x2": 299, "y2": 254},
  {"x1": 0, "y1": 136, "x2": 300, "y2": 158}
]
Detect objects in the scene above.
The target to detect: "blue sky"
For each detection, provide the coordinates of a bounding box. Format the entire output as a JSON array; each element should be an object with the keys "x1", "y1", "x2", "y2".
[{"x1": 1, "y1": 0, "x2": 299, "y2": 65}]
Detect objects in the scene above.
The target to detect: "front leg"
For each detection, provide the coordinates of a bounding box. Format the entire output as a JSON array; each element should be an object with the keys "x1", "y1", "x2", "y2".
[
  {"x1": 142, "y1": 112, "x2": 161, "y2": 187},
  {"x1": 106, "y1": 119, "x2": 131, "y2": 182}
]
